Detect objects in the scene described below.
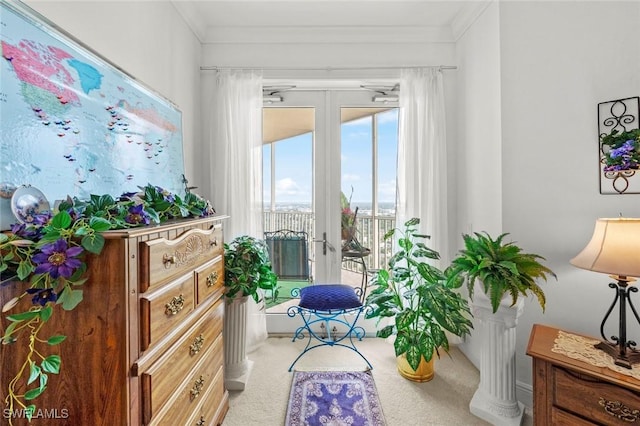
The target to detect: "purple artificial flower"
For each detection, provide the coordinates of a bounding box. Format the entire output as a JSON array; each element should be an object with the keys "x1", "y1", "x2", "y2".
[
  {"x1": 25, "y1": 287, "x2": 58, "y2": 306},
  {"x1": 125, "y1": 204, "x2": 151, "y2": 225},
  {"x1": 65, "y1": 207, "x2": 80, "y2": 222},
  {"x1": 610, "y1": 140, "x2": 636, "y2": 159},
  {"x1": 606, "y1": 139, "x2": 639, "y2": 171},
  {"x1": 11, "y1": 222, "x2": 44, "y2": 240},
  {"x1": 32, "y1": 239, "x2": 84, "y2": 279},
  {"x1": 31, "y1": 211, "x2": 52, "y2": 226},
  {"x1": 155, "y1": 186, "x2": 175, "y2": 203},
  {"x1": 119, "y1": 191, "x2": 138, "y2": 201}
]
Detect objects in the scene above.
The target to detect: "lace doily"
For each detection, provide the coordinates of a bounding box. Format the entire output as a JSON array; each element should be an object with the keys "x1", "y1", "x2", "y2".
[{"x1": 552, "y1": 330, "x2": 640, "y2": 380}]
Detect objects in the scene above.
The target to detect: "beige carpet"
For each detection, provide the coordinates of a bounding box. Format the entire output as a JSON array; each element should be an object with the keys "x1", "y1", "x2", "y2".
[{"x1": 221, "y1": 337, "x2": 533, "y2": 425}]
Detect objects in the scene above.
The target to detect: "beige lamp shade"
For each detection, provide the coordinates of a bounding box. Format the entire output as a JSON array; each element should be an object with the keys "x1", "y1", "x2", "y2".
[{"x1": 570, "y1": 218, "x2": 640, "y2": 278}]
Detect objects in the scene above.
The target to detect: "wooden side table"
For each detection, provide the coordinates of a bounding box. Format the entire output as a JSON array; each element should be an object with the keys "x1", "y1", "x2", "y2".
[{"x1": 527, "y1": 324, "x2": 640, "y2": 425}]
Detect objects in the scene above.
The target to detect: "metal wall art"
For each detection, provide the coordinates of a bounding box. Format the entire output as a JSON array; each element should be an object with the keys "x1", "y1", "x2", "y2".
[{"x1": 598, "y1": 96, "x2": 640, "y2": 194}]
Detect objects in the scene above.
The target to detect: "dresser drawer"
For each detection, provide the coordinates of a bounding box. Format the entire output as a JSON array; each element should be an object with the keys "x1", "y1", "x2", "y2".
[
  {"x1": 140, "y1": 274, "x2": 195, "y2": 351},
  {"x1": 140, "y1": 299, "x2": 223, "y2": 421},
  {"x1": 551, "y1": 407, "x2": 597, "y2": 425},
  {"x1": 553, "y1": 366, "x2": 640, "y2": 425},
  {"x1": 185, "y1": 370, "x2": 228, "y2": 426},
  {"x1": 196, "y1": 256, "x2": 224, "y2": 304},
  {"x1": 146, "y1": 341, "x2": 224, "y2": 425},
  {"x1": 140, "y1": 224, "x2": 223, "y2": 293}
]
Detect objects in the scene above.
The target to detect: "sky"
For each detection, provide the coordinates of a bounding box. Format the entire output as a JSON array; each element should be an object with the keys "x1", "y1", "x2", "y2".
[{"x1": 263, "y1": 108, "x2": 398, "y2": 209}]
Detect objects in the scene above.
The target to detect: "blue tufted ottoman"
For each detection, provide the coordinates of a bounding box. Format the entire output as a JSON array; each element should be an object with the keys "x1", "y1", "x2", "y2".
[{"x1": 287, "y1": 284, "x2": 372, "y2": 371}]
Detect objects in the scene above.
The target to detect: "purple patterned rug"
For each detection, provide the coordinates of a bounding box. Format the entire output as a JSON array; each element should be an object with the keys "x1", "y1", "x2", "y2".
[{"x1": 285, "y1": 370, "x2": 386, "y2": 426}]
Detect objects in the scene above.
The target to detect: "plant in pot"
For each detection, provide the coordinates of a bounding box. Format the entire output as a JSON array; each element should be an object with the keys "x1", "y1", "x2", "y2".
[
  {"x1": 449, "y1": 232, "x2": 556, "y2": 313},
  {"x1": 222, "y1": 235, "x2": 277, "y2": 390},
  {"x1": 365, "y1": 218, "x2": 473, "y2": 382},
  {"x1": 449, "y1": 231, "x2": 556, "y2": 424},
  {"x1": 224, "y1": 235, "x2": 277, "y2": 303}
]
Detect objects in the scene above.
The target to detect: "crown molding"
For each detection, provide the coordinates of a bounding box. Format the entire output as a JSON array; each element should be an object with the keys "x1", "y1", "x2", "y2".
[
  {"x1": 173, "y1": 1, "x2": 471, "y2": 45},
  {"x1": 451, "y1": 0, "x2": 493, "y2": 42},
  {"x1": 203, "y1": 25, "x2": 454, "y2": 44},
  {"x1": 171, "y1": 1, "x2": 207, "y2": 43}
]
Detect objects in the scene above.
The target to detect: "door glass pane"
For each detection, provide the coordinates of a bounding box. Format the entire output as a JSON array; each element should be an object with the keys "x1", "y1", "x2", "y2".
[
  {"x1": 377, "y1": 109, "x2": 399, "y2": 215},
  {"x1": 262, "y1": 107, "x2": 314, "y2": 311},
  {"x1": 375, "y1": 108, "x2": 399, "y2": 271},
  {"x1": 340, "y1": 107, "x2": 399, "y2": 291}
]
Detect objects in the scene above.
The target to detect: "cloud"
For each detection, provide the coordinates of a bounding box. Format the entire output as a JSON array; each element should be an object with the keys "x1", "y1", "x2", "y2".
[
  {"x1": 344, "y1": 131, "x2": 370, "y2": 142},
  {"x1": 275, "y1": 177, "x2": 304, "y2": 196},
  {"x1": 378, "y1": 178, "x2": 396, "y2": 202}
]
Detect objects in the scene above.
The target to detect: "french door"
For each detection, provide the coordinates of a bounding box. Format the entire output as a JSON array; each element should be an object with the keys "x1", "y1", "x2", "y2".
[{"x1": 263, "y1": 89, "x2": 398, "y2": 333}]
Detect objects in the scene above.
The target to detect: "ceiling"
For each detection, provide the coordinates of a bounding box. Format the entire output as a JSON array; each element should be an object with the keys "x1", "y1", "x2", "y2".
[
  {"x1": 173, "y1": 1, "x2": 485, "y2": 143},
  {"x1": 263, "y1": 106, "x2": 393, "y2": 144},
  {"x1": 172, "y1": 1, "x2": 488, "y2": 44}
]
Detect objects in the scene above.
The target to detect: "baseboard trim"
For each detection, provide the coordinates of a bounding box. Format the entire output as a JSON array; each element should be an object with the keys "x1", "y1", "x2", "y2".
[{"x1": 516, "y1": 379, "x2": 533, "y2": 410}]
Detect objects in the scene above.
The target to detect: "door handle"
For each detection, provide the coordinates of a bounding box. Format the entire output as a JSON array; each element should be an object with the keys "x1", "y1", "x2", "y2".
[{"x1": 313, "y1": 232, "x2": 336, "y2": 255}]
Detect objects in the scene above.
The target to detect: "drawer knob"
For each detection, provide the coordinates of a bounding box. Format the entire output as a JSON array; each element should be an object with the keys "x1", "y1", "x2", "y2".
[
  {"x1": 206, "y1": 271, "x2": 219, "y2": 288},
  {"x1": 165, "y1": 294, "x2": 185, "y2": 316},
  {"x1": 163, "y1": 254, "x2": 177, "y2": 267},
  {"x1": 599, "y1": 397, "x2": 640, "y2": 422},
  {"x1": 209, "y1": 238, "x2": 217, "y2": 247},
  {"x1": 190, "y1": 334, "x2": 205, "y2": 355},
  {"x1": 190, "y1": 375, "x2": 205, "y2": 400},
  {"x1": 196, "y1": 416, "x2": 205, "y2": 426}
]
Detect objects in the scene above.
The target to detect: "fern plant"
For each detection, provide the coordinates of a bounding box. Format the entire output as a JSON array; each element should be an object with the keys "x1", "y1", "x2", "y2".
[{"x1": 450, "y1": 232, "x2": 556, "y2": 313}]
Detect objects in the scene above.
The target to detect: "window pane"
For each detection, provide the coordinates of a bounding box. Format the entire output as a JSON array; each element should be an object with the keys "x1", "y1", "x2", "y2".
[
  {"x1": 263, "y1": 144, "x2": 271, "y2": 208},
  {"x1": 377, "y1": 108, "x2": 398, "y2": 216},
  {"x1": 263, "y1": 107, "x2": 314, "y2": 213},
  {"x1": 341, "y1": 112, "x2": 373, "y2": 217},
  {"x1": 274, "y1": 133, "x2": 312, "y2": 209}
]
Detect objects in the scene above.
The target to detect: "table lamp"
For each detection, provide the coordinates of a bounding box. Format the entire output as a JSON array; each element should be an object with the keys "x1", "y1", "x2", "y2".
[{"x1": 570, "y1": 217, "x2": 640, "y2": 369}]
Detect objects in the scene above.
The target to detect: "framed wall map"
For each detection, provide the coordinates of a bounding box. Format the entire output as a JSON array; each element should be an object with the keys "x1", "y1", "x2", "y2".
[{"x1": 0, "y1": 0, "x2": 186, "y2": 204}]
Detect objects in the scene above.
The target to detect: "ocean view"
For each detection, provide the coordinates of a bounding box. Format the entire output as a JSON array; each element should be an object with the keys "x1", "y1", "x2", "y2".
[{"x1": 265, "y1": 201, "x2": 396, "y2": 216}]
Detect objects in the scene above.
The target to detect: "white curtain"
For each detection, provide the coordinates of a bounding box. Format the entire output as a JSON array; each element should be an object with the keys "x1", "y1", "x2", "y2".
[
  {"x1": 209, "y1": 70, "x2": 267, "y2": 353},
  {"x1": 397, "y1": 68, "x2": 449, "y2": 266}
]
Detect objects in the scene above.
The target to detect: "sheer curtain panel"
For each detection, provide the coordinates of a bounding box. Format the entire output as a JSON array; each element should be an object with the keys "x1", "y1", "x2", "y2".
[
  {"x1": 210, "y1": 70, "x2": 263, "y2": 239},
  {"x1": 397, "y1": 68, "x2": 449, "y2": 266},
  {"x1": 209, "y1": 70, "x2": 267, "y2": 356}
]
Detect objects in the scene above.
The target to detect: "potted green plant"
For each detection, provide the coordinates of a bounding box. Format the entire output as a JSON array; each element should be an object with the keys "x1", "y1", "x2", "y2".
[
  {"x1": 449, "y1": 231, "x2": 556, "y2": 424},
  {"x1": 365, "y1": 218, "x2": 473, "y2": 382},
  {"x1": 222, "y1": 235, "x2": 277, "y2": 391},
  {"x1": 449, "y1": 232, "x2": 556, "y2": 313},
  {"x1": 223, "y1": 235, "x2": 277, "y2": 302}
]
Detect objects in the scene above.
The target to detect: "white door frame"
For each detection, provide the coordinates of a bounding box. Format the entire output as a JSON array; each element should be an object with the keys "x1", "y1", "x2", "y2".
[{"x1": 265, "y1": 89, "x2": 394, "y2": 334}]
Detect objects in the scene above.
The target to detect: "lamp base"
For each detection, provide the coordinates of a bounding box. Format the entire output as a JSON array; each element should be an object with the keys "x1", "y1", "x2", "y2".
[{"x1": 595, "y1": 341, "x2": 640, "y2": 369}]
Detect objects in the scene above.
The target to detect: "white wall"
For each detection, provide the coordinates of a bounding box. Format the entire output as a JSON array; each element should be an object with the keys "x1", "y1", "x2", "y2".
[
  {"x1": 26, "y1": 1, "x2": 203, "y2": 187},
  {"x1": 455, "y1": 0, "x2": 502, "y2": 368},
  {"x1": 499, "y1": 0, "x2": 640, "y2": 405},
  {"x1": 456, "y1": 0, "x2": 640, "y2": 408}
]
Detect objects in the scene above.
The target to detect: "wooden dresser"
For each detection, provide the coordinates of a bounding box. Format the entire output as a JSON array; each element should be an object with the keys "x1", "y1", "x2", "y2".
[
  {"x1": 527, "y1": 324, "x2": 640, "y2": 425},
  {"x1": 0, "y1": 216, "x2": 229, "y2": 425}
]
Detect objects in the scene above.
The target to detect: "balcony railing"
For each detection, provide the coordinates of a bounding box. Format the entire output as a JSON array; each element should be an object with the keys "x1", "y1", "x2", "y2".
[{"x1": 263, "y1": 211, "x2": 395, "y2": 273}]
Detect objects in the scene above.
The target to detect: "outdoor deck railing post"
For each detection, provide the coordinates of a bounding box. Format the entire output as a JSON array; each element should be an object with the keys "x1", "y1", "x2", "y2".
[{"x1": 263, "y1": 211, "x2": 394, "y2": 276}]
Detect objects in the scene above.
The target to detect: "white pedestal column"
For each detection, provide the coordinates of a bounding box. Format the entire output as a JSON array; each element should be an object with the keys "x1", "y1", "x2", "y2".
[
  {"x1": 224, "y1": 295, "x2": 254, "y2": 391},
  {"x1": 469, "y1": 287, "x2": 524, "y2": 426}
]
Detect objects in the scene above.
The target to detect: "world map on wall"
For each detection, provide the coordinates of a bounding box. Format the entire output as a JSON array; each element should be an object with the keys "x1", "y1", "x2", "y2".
[{"x1": 0, "y1": 1, "x2": 186, "y2": 204}]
